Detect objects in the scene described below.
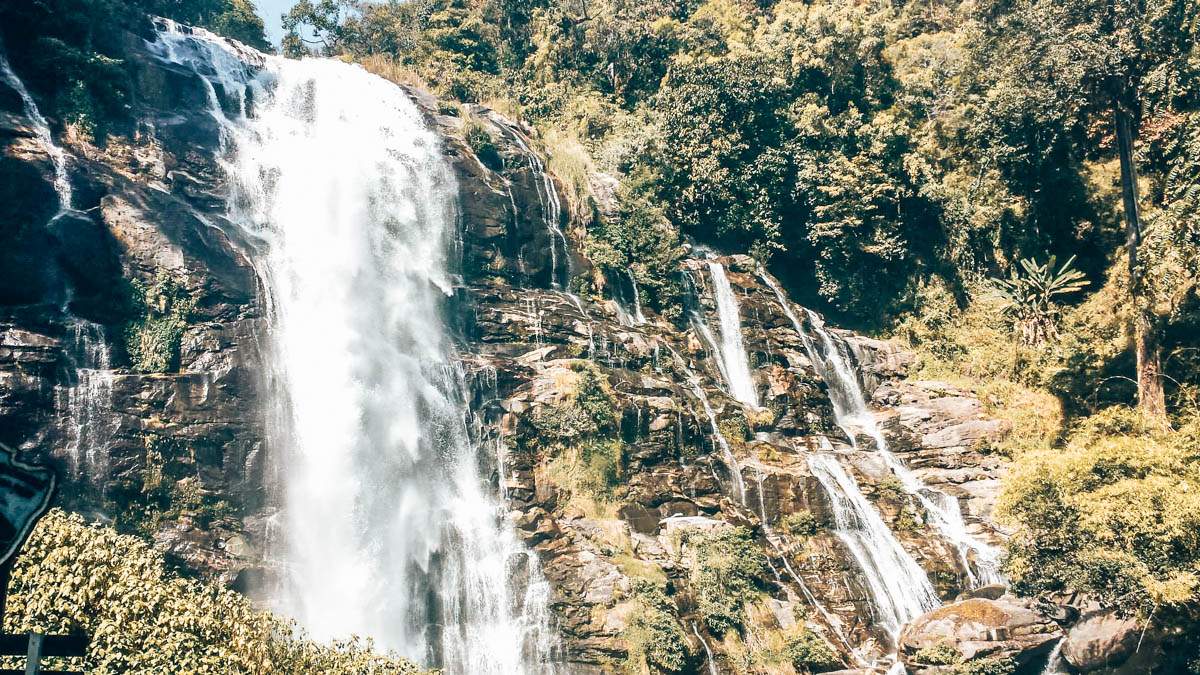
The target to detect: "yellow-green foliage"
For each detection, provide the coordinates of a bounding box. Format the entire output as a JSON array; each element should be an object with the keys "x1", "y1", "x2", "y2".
[
  {"x1": 780, "y1": 510, "x2": 818, "y2": 537},
  {"x1": 125, "y1": 272, "x2": 196, "y2": 374},
  {"x1": 687, "y1": 527, "x2": 767, "y2": 636},
  {"x1": 999, "y1": 407, "x2": 1200, "y2": 618},
  {"x1": 621, "y1": 580, "x2": 691, "y2": 674},
  {"x1": 913, "y1": 642, "x2": 963, "y2": 665},
  {"x1": 785, "y1": 628, "x2": 839, "y2": 673},
  {"x1": 530, "y1": 362, "x2": 619, "y2": 445},
  {"x1": 4, "y1": 510, "x2": 421, "y2": 674}
]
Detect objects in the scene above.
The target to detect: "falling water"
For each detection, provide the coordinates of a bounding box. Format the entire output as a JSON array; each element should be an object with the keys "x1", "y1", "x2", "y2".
[
  {"x1": 808, "y1": 453, "x2": 939, "y2": 637},
  {"x1": 691, "y1": 623, "x2": 719, "y2": 675},
  {"x1": 152, "y1": 24, "x2": 557, "y2": 673},
  {"x1": 1040, "y1": 640, "x2": 1068, "y2": 675},
  {"x1": 492, "y1": 118, "x2": 569, "y2": 290},
  {"x1": 56, "y1": 321, "x2": 118, "y2": 479},
  {"x1": 760, "y1": 272, "x2": 1003, "y2": 587},
  {"x1": 662, "y1": 342, "x2": 746, "y2": 504},
  {"x1": 703, "y1": 259, "x2": 759, "y2": 408},
  {"x1": 0, "y1": 47, "x2": 73, "y2": 211}
]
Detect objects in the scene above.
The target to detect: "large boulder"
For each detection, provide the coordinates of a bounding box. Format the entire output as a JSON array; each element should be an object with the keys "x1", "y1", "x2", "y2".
[
  {"x1": 1061, "y1": 610, "x2": 1140, "y2": 672},
  {"x1": 898, "y1": 597, "x2": 1062, "y2": 670}
]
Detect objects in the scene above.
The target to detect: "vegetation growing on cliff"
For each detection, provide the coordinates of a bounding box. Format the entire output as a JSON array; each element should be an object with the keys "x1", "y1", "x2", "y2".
[{"x1": 4, "y1": 510, "x2": 420, "y2": 674}]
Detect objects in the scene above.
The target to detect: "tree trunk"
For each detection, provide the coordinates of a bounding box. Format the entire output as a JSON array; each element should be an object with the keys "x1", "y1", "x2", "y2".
[{"x1": 1114, "y1": 100, "x2": 1167, "y2": 418}]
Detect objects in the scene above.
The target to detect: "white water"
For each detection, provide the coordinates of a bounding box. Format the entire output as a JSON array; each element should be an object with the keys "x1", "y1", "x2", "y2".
[
  {"x1": 152, "y1": 24, "x2": 556, "y2": 673},
  {"x1": 691, "y1": 622, "x2": 719, "y2": 675},
  {"x1": 56, "y1": 321, "x2": 118, "y2": 479},
  {"x1": 1041, "y1": 640, "x2": 1068, "y2": 674},
  {"x1": 662, "y1": 342, "x2": 746, "y2": 504},
  {"x1": 704, "y1": 260, "x2": 759, "y2": 408},
  {"x1": 0, "y1": 48, "x2": 73, "y2": 211},
  {"x1": 492, "y1": 118, "x2": 568, "y2": 290},
  {"x1": 808, "y1": 453, "x2": 939, "y2": 637},
  {"x1": 760, "y1": 272, "x2": 1003, "y2": 587}
]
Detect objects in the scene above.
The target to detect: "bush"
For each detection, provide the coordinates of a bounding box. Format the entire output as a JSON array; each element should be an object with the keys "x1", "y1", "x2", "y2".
[
  {"x1": 999, "y1": 406, "x2": 1200, "y2": 622},
  {"x1": 621, "y1": 580, "x2": 691, "y2": 674},
  {"x1": 913, "y1": 643, "x2": 962, "y2": 665},
  {"x1": 687, "y1": 527, "x2": 767, "y2": 636},
  {"x1": 780, "y1": 510, "x2": 819, "y2": 537},
  {"x1": 785, "y1": 629, "x2": 840, "y2": 673},
  {"x1": 464, "y1": 119, "x2": 504, "y2": 172},
  {"x1": 124, "y1": 272, "x2": 195, "y2": 373},
  {"x1": 4, "y1": 509, "x2": 421, "y2": 674}
]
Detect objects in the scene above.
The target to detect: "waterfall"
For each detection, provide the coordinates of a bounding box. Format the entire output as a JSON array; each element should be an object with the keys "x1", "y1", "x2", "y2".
[
  {"x1": 0, "y1": 48, "x2": 73, "y2": 211},
  {"x1": 701, "y1": 259, "x2": 759, "y2": 408},
  {"x1": 151, "y1": 23, "x2": 557, "y2": 672},
  {"x1": 56, "y1": 321, "x2": 118, "y2": 480},
  {"x1": 808, "y1": 453, "x2": 939, "y2": 637},
  {"x1": 760, "y1": 272, "x2": 1003, "y2": 587},
  {"x1": 691, "y1": 623, "x2": 719, "y2": 675},
  {"x1": 491, "y1": 118, "x2": 569, "y2": 290},
  {"x1": 662, "y1": 342, "x2": 746, "y2": 504}
]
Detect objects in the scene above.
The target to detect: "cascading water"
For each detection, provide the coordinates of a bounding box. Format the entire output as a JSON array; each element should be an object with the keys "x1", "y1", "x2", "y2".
[
  {"x1": 0, "y1": 48, "x2": 72, "y2": 211},
  {"x1": 492, "y1": 118, "x2": 569, "y2": 290},
  {"x1": 2, "y1": 48, "x2": 120, "y2": 480},
  {"x1": 662, "y1": 342, "x2": 746, "y2": 504},
  {"x1": 56, "y1": 321, "x2": 118, "y2": 479},
  {"x1": 697, "y1": 259, "x2": 759, "y2": 408},
  {"x1": 760, "y1": 271, "x2": 1003, "y2": 587},
  {"x1": 807, "y1": 452, "x2": 939, "y2": 637},
  {"x1": 152, "y1": 23, "x2": 557, "y2": 673}
]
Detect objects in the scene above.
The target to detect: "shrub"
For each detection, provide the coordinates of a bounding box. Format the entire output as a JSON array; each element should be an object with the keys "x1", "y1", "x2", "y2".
[
  {"x1": 4, "y1": 509, "x2": 421, "y2": 674},
  {"x1": 464, "y1": 119, "x2": 504, "y2": 172},
  {"x1": 687, "y1": 527, "x2": 767, "y2": 636},
  {"x1": 999, "y1": 406, "x2": 1200, "y2": 622},
  {"x1": 785, "y1": 629, "x2": 840, "y2": 673},
  {"x1": 780, "y1": 511, "x2": 818, "y2": 537},
  {"x1": 124, "y1": 272, "x2": 195, "y2": 373},
  {"x1": 913, "y1": 643, "x2": 962, "y2": 665},
  {"x1": 621, "y1": 580, "x2": 691, "y2": 674}
]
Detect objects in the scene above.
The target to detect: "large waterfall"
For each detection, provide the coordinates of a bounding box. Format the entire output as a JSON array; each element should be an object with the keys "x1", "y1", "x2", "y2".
[{"x1": 152, "y1": 24, "x2": 556, "y2": 673}]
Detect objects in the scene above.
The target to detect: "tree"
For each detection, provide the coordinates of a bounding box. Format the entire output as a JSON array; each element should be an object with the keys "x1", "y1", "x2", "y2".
[{"x1": 973, "y1": 0, "x2": 1200, "y2": 417}]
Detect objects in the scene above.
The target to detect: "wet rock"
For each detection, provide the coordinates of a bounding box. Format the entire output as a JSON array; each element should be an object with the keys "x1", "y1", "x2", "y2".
[
  {"x1": 899, "y1": 597, "x2": 1062, "y2": 669},
  {"x1": 1062, "y1": 610, "x2": 1141, "y2": 672}
]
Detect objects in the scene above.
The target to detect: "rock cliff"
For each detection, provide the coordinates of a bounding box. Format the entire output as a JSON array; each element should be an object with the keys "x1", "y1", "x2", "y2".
[{"x1": 0, "y1": 21, "x2": 1055, "y2": 675}]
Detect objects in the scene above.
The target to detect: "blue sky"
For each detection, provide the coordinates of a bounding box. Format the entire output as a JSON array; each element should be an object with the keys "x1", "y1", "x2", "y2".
[{"x1": 255, "y1": 0, "x2": 294, "y2": 46}]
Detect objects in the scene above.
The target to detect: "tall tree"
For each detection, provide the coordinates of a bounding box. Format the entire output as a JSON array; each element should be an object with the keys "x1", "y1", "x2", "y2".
[{"x1": 973, "y1": 0, "x2": 1200, "y2": 417}]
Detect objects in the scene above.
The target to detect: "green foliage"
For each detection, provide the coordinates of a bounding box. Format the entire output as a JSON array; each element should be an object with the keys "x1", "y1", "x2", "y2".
[
  {"x1": 785, "y1": 628, "x2": 839, "y2": 673},
  {"x1": 465, "y1": 118, "x2": 504, "y2": 171},
  {"x1": 124, "y1": 272, "x2": 195, "y2": 373},
  {"x1": 686, "y1": 527, "x2": 767, "y2": 636},
  {"x1": 5, "y1": 509, "x2": 421, "y2": 674},
  {"x1": 913, "y1": 643, "x2": 962, "y2": 666},
  {"x1": 952, "y1": 657, "x2": 1017, "y2": 675},
  {"x1": 999, "y1": 406, "x2": 1200, "y2": 625},
  {"x1": 621, "y1": 579, "x2": 691, "y2": 674},
  {"x1": 780, "y1": 510, "x2": 818, "y2": 537},
  {"x1": 990, "y1": 255, "x2": 1089, "y2": 346}
]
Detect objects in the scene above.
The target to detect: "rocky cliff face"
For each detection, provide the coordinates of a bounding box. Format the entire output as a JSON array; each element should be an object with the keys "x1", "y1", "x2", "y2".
[{"x1": 0, "y1": 23, "x2": 1053, "y2": 675}]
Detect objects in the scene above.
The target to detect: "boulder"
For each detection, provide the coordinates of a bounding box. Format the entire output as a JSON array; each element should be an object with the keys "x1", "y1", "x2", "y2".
[
  {"x1": 1061, "y1": 610, "x2": 1140, "y2": 672},
  {"x1": 899, "y1": 597, "x2": 1062, "y2": 669}
]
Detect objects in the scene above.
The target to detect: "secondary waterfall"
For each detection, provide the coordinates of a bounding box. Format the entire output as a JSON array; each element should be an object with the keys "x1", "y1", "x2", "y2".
[
  {"x1": 808, "y1": 452, "x2": 939, "y2": 637},
  {"x1": 662, "y1": 342, "x2": 746, "y2": 504},
  {"x1": 152, "y1": 24, "x2": 557, "y2": 673},
  {"x1": 56, "y1": 321, "x2": 118, "y2": 479},
  {"x1": 0, "y1": 47, "x2": 72, "y2": 211},
  {"x1": 760, "y1": 272, "x2": 1003, "y2": 587},
  {"x1": 702, "y1": 259, "x2": 759, "y2": 408}
]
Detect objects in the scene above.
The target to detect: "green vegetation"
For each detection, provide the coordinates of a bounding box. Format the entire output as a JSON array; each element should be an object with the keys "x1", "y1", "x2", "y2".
[
  {"x1": 124, "y1": 272, "x2": 195, "y2": 373},
  {"x1": 785, "y1": 628, "x2": 839, "y2": 673},
  {"x1": 4, "y1": 509, "x2": 420, "y2": 674},
  {"x1": 526, "y1": 362, "x2": 627, "y2": 515},
  {"x1": 780, "y1": 510, "x2": 818, "y2": 538},
  {"x1": 685, "y1": 527, "x2": 767, "y2": 636},
  {"x1": 620, "y1": 580, "x2": 692, "y2": 674}
]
